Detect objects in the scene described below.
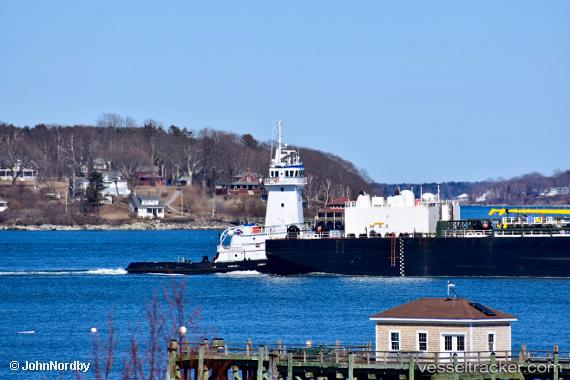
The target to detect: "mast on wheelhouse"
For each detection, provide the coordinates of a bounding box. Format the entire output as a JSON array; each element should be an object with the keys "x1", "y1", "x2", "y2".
[{"x1": 264, "y1": 121, "x2": 307, "y2": 227}]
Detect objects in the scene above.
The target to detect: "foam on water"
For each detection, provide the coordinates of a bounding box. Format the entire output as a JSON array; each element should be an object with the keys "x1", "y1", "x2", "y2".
[
  {"x1": 0, "y1": 268, "x2": 127, "y2": 276},
  {"x1": 214, "y1": 270, "x2": 264, "y2": 277}
]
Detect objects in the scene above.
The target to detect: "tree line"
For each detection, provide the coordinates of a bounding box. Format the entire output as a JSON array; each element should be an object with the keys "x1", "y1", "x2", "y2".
[
  {"x1": 0, "y1": 114, "x2": 371, "y2": 206},
  {"x1": 373, "y1": 170, "x2": 570, "y2": 204}
]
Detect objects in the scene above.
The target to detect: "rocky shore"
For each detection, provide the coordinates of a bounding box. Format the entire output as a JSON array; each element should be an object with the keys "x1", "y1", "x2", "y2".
[{"x1": 0, "y1": 220, "x2": 234, "y2": 231}]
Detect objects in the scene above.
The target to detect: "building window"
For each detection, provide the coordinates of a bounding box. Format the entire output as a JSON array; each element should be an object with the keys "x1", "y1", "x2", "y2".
[
  {"x1": 146, "y1": 208, "x2": 153, "y2": 213},
  {"x1": 444, "y1": 336, "x2": 452, "y2": 351},
  {"x1": 281, "y1": 203, "x2": 284, "y2": 208},
  {"x1": 488, "y1": 333, "x2": 495, "y2": 352},
  {"x1": 457, "y1": 336, "x2": 465, "y2": 351},
  {"x1": 418, "y1": 333, "x2": 427, "y2": 351},
  {"x1": 280, "y1": 187, "x2": 284, "y2": 192},
  {"x1": 390, "y1": 332, "x2": 400, "y2": 351}
]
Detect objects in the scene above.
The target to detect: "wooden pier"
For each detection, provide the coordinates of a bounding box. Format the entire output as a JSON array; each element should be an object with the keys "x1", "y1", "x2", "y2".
[{"x1": 167, "y1": 339, "x2": 570, "y2": 380}]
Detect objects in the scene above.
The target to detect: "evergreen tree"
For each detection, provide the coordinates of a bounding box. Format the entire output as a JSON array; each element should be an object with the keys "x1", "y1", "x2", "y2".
[{"x1": 86, "y1": 172, "x2": 105, "y2": 207}]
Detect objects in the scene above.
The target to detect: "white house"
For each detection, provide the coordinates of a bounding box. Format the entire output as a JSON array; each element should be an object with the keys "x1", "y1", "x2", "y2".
[
  {"x1": 0, "y1": 160, "x2": 39, "y2": 183},
  {"x1": 475, "y1": 191, "x2": 493, "y2": 203},
  {"x1": 92, "y1": 158, "x2": 108, "y2": 172},
  {"x1": 456, "y1": 193, "x2": 470, "y2": 203},
  {"x1": 0, "y1": 199, "x2": 8, "y2": 212},
  {"x1": 130, "y1": 195, "x2": 165, "y2": 219},
  {"x1": 101, "y1": 172, "x2": 131, "y2": 198}
]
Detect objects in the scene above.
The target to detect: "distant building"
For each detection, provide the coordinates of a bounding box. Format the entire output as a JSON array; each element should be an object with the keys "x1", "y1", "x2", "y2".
[
  {"x1": 316, "y1": 197, "x2": 350, "y2": 230},
  {"x1": 0, "y1": 199, "x2": 8, "y2": 212},
  {"x1": 227, "y1": 170, "x2": 263, "y2": 196},
  {"x1": 174, "y1": 176, "x2": 192, "y2": 187},
  {"x1": 214, "y1": 181, "x2": 228, "y2": 196},
  {"x1": 544, "y1": 187, "x2": 570, "y2": 197},
  {"x1": 79, "y1": 164, "x2": 89, "y2": 176},
  {"x1": 0, "y1": 160, "x2": 39, "y2": 183},
  {"x1": 129, "y1": 195, "x2": 165, "y2": 219},
  {"x1": 370, "y1": 297, "x2": 516, "y2": 358},
  {"x1": 136, "y1": 165, "x2": 163, "y2": 187},
  {"x1": 456, "y1": 193, "x2": 470, "y2": 203},
  {"x1": 475, "y1": 191, "x2": 493, "y2": 203},
  {"x1": 69, "y1": 177, "x2": 90, "y2": 197},
  {"x1": 69, "y1": 172, "x2": 130, "y2": 201},
  {"x1": 92, "y1": 158, "x2": 109, "y2": 172},
  {"x1": 101, "y1": 172, "x2": 131, "y2": 198}
]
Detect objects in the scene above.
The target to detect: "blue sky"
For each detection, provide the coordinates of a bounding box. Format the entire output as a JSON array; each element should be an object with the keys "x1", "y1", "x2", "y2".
[{"x1": 1, "y1": 1, "x2": 568, "y2": 183}]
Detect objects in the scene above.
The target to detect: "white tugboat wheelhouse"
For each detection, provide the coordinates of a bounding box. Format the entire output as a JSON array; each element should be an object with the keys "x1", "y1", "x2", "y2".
[{"x1": 214, "y1": 121, "x2": 307, "y2": 264}]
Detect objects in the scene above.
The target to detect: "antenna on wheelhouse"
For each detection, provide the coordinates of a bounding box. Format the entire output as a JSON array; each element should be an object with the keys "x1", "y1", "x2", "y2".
[
  {"x1": 270, "y1": 124, "x2": 274, "y2": 163},
  {"x1": 276, "y1": 120, "x2": 283, "y2": 164}
]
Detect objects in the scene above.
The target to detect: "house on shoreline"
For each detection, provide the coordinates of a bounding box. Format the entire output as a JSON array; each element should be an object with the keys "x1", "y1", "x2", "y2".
[
  {"x1": 370, "y1": 297, "x2": 516, "y2": 357},
  {"x1": 130, "y1": 195, "x2": 165, "y2": 219}
]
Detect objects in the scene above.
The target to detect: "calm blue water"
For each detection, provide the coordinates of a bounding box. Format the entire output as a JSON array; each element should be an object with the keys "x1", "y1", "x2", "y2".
[{"x1": 1, "y1": 206, "x2": 569, "y2": 378}]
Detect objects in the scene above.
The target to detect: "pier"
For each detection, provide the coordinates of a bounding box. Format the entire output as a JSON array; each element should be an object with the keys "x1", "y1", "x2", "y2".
[{"x1": 167, "y1": 339, "x2": 570, "y2": 380}]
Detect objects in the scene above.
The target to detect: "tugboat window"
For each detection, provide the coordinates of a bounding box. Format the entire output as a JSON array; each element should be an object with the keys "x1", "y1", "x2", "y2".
[
  {"x1": 281, "y1": 187, "x2": 284, "y2": 192},
  {"x1": 281, "y1": 203, "x2": 284, "y2": 207}
]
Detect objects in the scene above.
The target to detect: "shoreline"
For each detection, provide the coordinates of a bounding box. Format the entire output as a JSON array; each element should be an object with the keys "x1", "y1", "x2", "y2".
[{"x1": 0, "y1": 221, "x2": 234, "y2": 231}]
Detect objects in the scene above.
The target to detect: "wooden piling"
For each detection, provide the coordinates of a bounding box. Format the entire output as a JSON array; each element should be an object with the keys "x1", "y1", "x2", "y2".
[
  {"x1": 167, "y1": 339, "x2": 180, "y2": 380},
  {"x1": 490, "y1": 352, "x2": 497, "y2": 380},
  {"x1": 408, "y1": 355, "x2": 415, "y2": 380},
  {"x1": 287, "y1": 353, "x2": 293, "y2": 380},
  {"x1": 257, "y1": 347, "x2": 265, "y2": 380},
  {"x1": 554, "y1": 345, "x2": 560, "y2": 380},
  {"x1": 348, "y1": 353, "x2": 355, "y2": 380},
  {"x1": 232, "y1": 366, "x2": 242, "y2": 380},
  {"x1": 198, "y1": 345, "x2": 205, "y2": 380},
  {"x1": 452, "y1": 353, "x2": 459, "y2": 380},
  {"x1": 269, "y1": 352, "x2": 279, "y2": 380}
]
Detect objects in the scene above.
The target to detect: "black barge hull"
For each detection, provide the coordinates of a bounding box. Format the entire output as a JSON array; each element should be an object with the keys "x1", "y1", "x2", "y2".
[
  {"x1": 264, "y1": 236, "x2": 570, "y2": 277},
  {"x1": 126, "y1": 259, "x2": 267, "y2": 275}
]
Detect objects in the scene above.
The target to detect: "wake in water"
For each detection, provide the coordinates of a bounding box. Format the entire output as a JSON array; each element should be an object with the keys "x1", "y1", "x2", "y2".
[
  {"x1": 214, "y1": 270, "x2": 265, "y2": 277},
  {"x1": 0, "y1": 268, "x2": 127, "y2": 276}
]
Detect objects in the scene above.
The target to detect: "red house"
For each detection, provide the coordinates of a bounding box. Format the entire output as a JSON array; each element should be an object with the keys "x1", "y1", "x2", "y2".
[
  {"x1": 227, "y1": 170, "x2": 263, "y2": 196},
  {"x1": 136, "y1": 165, "x2": 163, "y2": 186}
]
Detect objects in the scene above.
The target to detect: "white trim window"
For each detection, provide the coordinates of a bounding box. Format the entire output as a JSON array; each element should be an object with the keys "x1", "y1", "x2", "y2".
[
  {"x1": 389, "y1": 331, "x2": 400, "y2": 351},
  {"x1": 457, "y1": 335, "x2": 465, "y2": 351},
  {"x1": 488, "y1": 333, "x2": 495, "y2": 352},
  {"x1": 417, "y1": 332, "x2": 428, "y2": 351}
]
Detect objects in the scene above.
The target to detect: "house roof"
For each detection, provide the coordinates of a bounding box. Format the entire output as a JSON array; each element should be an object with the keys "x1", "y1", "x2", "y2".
[
  {"x1": 370, "y1": 298, "x2": 516, "y2": 322},
  {"x1": 131, "y1": 195, "x2": 164, "y2": 208},
  {"x1": 327, "y1": 197, "x2": 350, "y2": 206}
]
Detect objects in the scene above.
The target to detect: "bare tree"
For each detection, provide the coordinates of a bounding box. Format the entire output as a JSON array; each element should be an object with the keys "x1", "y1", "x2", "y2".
[
  {"x1": 97, "y1": 113, "x2": 125, "y2": 129},
  {"x1": 0, "y1": 130, "x2": 35, "y2": 185}
]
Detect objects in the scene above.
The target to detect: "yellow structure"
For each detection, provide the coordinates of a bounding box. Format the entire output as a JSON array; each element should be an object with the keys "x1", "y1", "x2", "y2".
[{"x1": 488, "y1": 208, "x2": 570, "y2": 216}]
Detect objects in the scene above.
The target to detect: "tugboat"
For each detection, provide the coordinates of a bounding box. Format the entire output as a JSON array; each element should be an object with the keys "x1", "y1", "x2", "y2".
[{"x1": 126, "y1": 121, "x2": 308, "y2": 275}]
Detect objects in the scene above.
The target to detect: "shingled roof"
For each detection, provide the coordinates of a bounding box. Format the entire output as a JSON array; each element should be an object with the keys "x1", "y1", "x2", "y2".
[{"x1": 370, "y1": 298, "x2": 516, "y2": 321}]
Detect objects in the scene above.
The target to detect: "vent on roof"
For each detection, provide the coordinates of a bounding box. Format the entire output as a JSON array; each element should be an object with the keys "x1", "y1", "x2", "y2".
[{"x1": 470, "y1": 302, "x2": 496, "y2": 316}]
